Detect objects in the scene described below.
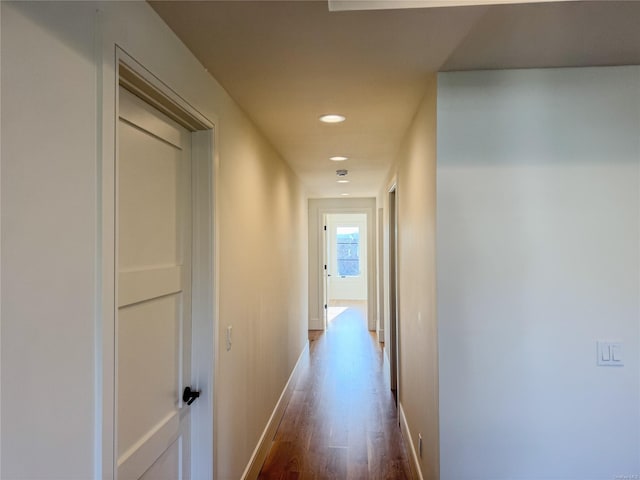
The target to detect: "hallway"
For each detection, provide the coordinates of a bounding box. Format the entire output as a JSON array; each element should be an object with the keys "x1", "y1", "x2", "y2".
[
  {"x1": 258, "y1": 303, "x2": 412, "y2": 479},
  {"x1": 4, "y1": 2, "x2": 640, "y2": 479}
]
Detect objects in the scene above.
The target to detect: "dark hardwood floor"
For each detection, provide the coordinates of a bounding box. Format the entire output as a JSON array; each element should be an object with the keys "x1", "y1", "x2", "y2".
[{"x1": 258, "y1": 302, "x2": 412, "y2": 479}]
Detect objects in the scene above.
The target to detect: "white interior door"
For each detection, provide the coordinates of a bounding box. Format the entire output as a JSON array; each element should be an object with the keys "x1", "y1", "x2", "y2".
[{"x1": 117, "y1": 86, "x2": 193, "y2": 480}]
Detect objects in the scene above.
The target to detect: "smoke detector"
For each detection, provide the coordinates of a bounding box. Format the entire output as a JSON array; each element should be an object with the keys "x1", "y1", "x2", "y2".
[{"x1": 336, "y1": 169, "x2": 348, "y2": 177}]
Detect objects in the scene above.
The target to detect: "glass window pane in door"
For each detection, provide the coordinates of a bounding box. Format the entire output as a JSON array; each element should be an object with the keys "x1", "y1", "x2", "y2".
[{"x1": 336, "y1": 226, "x2": 360, "y2": 276}]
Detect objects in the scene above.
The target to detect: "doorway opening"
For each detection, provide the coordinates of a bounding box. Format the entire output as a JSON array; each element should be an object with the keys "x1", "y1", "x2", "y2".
[
  {"x1": 309, "y1": 199, "x2": 376, "y2": 332},
  {"x1": 388, "y1": 186, "x2": 399, "y2": 403},
  {"x1": 324, "y1": 213, "x2": 368, "y2": 329}
]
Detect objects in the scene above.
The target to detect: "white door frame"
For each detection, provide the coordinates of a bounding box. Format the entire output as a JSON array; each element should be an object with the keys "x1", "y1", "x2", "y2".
[
  {"x1": 316, "y1": 206, "x2": 376, "y2": 331},
  {"x1": 98, "y1": 46, "x2": 218, "y2": 480},
  {"x1": 376, "y1": 207, "x2": 385, "y2": 340}
]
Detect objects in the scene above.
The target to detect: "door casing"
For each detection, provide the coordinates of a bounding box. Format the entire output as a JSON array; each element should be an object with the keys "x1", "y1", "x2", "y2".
[{"x1": 99, "y1": 47, "x2": 217, "y2": 480}]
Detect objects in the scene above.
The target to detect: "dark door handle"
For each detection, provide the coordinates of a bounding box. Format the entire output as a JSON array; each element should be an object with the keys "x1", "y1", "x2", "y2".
[{"x1": 183, "y1": 386, "x2": 200, "y2": 406}]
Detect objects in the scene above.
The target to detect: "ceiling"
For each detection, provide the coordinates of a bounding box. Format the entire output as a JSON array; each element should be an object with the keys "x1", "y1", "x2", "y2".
[{"x1": 150, "y1": 0, "x2": 640, "y2": 198}]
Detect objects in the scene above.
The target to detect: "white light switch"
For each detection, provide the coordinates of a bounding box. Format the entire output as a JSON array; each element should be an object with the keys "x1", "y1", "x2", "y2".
[
  {"x1": 226, "y1": 325, "x2": 233, "y2": 351},
  {"x1": 598, "y1": 341, "x2": 623, "y2": 367},
  {"x1": 611, "y1": 343, "x2": 623, "y2": 364}
]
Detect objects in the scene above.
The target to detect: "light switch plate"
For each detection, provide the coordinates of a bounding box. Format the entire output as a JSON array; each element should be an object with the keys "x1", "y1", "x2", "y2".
[
  {"x1": 226, "y1": 325, "x2": 233, "y2": 351},
  {"x1": 598, "y1": 341, "x2": 623, "y2": 366}
]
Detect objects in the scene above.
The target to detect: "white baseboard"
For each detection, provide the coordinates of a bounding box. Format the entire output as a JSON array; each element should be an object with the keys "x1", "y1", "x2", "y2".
[
  {"x1": 399, "y1": 402, "x2": 424, "y2": 480},
  {"x1": 241, "y1": 340, "x2": 310, "y2": 480}
]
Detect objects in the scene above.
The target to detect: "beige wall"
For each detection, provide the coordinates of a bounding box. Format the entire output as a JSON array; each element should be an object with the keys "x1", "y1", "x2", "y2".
[
  {"x1": 379, "y1": 74, "x2": 439, "y2": 479},
  {"x1": 378, "y1": 66, "x2": 640, "y2": 480},
  {"x1": 216, "y1": 98, "x2": 308, "y2": 479},
  {"x1": 0, "y1": 2, "x2": 308, "y2": 478}
]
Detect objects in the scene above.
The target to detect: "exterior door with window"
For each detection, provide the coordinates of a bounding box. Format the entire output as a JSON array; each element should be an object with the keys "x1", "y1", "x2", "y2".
[{"x1": 327, "y1": 214, "x2": 367, "y2": 302}]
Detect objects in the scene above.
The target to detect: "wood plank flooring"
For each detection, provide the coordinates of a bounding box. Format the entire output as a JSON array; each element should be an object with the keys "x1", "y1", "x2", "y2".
[{"x1": 258, "y1": 302, "x2": 412, "y2": 480}]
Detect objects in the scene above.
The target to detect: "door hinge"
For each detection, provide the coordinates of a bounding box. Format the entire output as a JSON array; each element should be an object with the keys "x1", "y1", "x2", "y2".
[
  {"x1": 323, "y1": 225, "x2": 327, "y2": 231},
  {"x1": 324, "y1": 304, "x2": 327, "y2": 310},
  {"x1": 324, "y1": 264, "x2": 327, "y2": 270}
]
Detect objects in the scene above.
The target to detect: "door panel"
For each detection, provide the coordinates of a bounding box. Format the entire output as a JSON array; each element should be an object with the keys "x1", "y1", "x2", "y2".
[
  {"x1": 118, "y1": 296, "x2": 180, "y2": 456},
  {"x1": 139, "y1": 438, "x2": 182, "y2": 480},
  {"x1": 118, "y1": 121, "x2": 181, "y2": 270},
  {"x1": 117, "y1": 86, "x2": 192, "y2": 480}
]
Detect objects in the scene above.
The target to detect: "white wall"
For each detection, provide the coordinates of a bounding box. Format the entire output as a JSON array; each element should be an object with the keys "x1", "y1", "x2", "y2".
[
  {"x1": 437, "y1": 66, "x2": 640, "y2": 479},
  {"x1": 1, "y1": 2, "x2": 308, "y2": 479},
  {"x1": 1, "y1": 3, "x2": 98, "y2": 477}
]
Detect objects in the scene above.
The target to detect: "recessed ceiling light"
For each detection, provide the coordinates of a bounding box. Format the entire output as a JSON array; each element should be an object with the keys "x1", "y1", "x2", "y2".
[
  {"x1": 340, "y1": 193, "x2": 350, "y2": 196},
  {"x1": 319, "y1": 114, "x2": 346, "y2": 124},
  {"x1": 337, "y1": 180, "x2": 350, "y2": 184},
  {"x1": 330, "y1": 156, "x2": 348, "y2": 162}
]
